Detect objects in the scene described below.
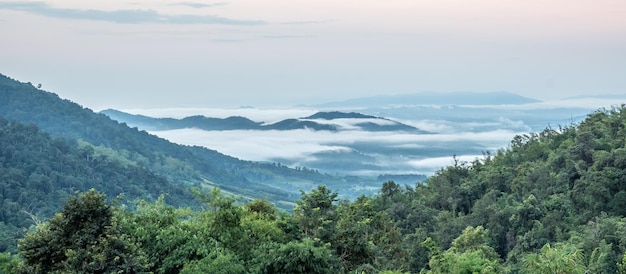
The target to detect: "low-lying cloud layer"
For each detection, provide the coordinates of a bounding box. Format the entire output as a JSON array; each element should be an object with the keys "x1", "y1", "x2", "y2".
[
  {"x1": 149, "y1": 126, "x2": 519, "y2": 175},
  {"x1": 126, "y1": 98, "x2": 625, "y2": 176}
]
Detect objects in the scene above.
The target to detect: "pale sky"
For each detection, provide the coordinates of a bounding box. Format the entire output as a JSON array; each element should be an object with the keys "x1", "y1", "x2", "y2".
[{"x1": 1, "y1": 0, "x2": 625, "y2": 110}]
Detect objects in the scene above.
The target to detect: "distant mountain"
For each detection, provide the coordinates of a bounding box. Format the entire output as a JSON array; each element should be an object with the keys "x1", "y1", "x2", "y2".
[
  {"x1": 563, "y1": 93, "x2": 626, "y2": 100},
  {"x1": 101, "y1": 109, "x2": 263, "y2": 131},
  {"x1": 302, "y1": 111, "x2": 428, "y2": 132},
  {"x1": 0, "y1": 73, "x2": 349, "y2": 210},
  {"x1": 308, "y1": 91, "x2": 540, "y2": 108},
  {"x1": 264, "y1": 118, "x2": 338, "y2": 131},
  {"x1": 101, "y1": 109, "x2": 429, "y2": 133},
  {"x1": 303, "y1": 111, "x2": 377, "y2": 120}
]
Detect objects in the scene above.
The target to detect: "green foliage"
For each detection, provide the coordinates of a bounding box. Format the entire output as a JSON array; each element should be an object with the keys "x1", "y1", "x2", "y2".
[
  {"x1": 522, "y1": 243, "x2": 585, "y2": 274},
  {"x1": 117, "y1": 195, "x2": 198, "y2": 274},
  {"x1": 18, "y1": 189, "x2": 148, "y2": 273},
  {"x1": 424, "y1": 226, "x2": 503, "y2": 274},
  {"x1": 258, "y1": 239, "x2": 339, "y2": 274},
  {"x1": 0, "y1": 73, "x2": 348, "y2": 213},
  {"x1": 293, "y1": 185, "x2": 339, "y2": 242},
  {"x1": 180, "y1": 248, "x2": 246, "y2": 274},
  {"x1": 0, "y1": 251, "x2": 22, "y2": 273},
  {"x1": 0, "y1": 117, "x2": 196, "y2": 253},
  {"x1": 6, "y1": 71, "x2": 626, "y2": 274},
  {"x1": 587, "y1": 240, "x2": 617, "y2": 274},
  {"x1": 618, "y1": 252, "x2": 626, "y2": 274}
]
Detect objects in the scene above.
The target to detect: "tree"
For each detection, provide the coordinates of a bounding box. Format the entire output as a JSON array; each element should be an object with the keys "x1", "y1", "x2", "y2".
[
  {"x1": 522, "y1": 243, "x2": 585, "y2": 274},
  {"x1": 118, "y1": 195, "x2": 198, "y2": 274},
  {"x1": 259, "y1": 239, "x2": 339, "y2": 274},
  {"x1": 0, "y1": 251, "x2": 21, "y2": 273},
  {"x1": 587, "y1": 240, "x2": 617, "y2": 274},
  {"x1": 424, "y1": 226, "x2": 502, "y2": 274},
  {"x1": 618, "y1": 252, "x2": 626, "y2": 274},
  {"x1": 18, "y1": 189, "x2": 148, "y2": 273},
  {"x1": 180, "y1": 248, "x2": 246, "y2": 274},
  {"x1": 334, "y1": 196, "x2": 375, "y2": 270},
  {"x1": 293, "y1": 185, "x2": 338, "y2": 242}
]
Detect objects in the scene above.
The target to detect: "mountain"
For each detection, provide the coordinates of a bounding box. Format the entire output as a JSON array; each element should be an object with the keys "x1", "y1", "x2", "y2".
[
  {"x1": 101, "y1": 109, "x2": 428, "y2": 133},
  {"x1": 8, "y1": 106, "x2": 626, "y2": 273},
  {"x1": 564, "y1": 93, "x2": 626, "y2": 100},
  {"x1": 0, "y1": 73, "x2": 352, "y2": 210},
  {"x1": 101, "y1": 109, "x2": 263, "y2": 131},
  {"x1": 303, "y1": 111, "x2": 378, "y2": 120},
  {"x1": 0, "y1": 118, "x2": 197, "y2": 252},
  {"x1": 308, "y1": 91, "x2": 540, "y2": 108},
  {"x1": 302, "y1": 111, "x2": 428, "y2": 132}
]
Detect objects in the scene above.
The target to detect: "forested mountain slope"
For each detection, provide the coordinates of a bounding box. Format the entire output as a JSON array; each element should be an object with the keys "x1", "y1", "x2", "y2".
[
  {"x1": 0, "y1": 74, "x2": 345, "y2": 207},
  {"x1": 5, "y1": 107, "x2": 626, "y2": 273},
  {"x1": 370, "y1": 106, "x2": 626, "y2": 272},
  {"x1": 3, "y1": 71, "x2": 626, "y2": 272},
  {"x1": 0, "y1": 118, "x2": 195, "y2": 253}
]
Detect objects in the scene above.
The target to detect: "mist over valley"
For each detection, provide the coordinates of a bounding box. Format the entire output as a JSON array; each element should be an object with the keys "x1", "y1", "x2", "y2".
[{"x1": 104, "y1": 92, "x2": 626, "y2": 181}]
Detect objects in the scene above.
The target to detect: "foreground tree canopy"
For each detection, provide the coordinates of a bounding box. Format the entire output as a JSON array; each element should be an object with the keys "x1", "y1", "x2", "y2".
[{"x1": 3, "y1": 106, "x2": 626, "y2": 273}]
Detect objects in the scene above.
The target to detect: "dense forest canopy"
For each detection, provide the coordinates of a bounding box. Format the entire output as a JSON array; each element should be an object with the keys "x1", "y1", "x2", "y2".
[
  {"x1": 3, "y1": 104, "x2": 626, "y2": 272},
  {"x1": 0, "y1": 116, "x2": 196, "y2": 254}
]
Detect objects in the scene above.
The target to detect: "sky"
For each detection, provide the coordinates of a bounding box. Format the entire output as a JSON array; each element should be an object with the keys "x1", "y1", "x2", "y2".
[{"x1": 1, "y1": 0, "x2": 625, "y2": 110}]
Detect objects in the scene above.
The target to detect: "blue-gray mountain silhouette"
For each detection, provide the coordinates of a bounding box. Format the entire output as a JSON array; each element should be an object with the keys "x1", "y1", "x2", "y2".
[{"x1": 100, "y1": 109, "x2": 429, "y2": 133}]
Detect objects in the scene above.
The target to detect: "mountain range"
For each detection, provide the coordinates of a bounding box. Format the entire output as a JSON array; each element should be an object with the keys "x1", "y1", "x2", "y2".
[
  {"x1": 0, "y1": 74, "x2": 362, "y2": 211},
  {"x1": 100, "y1": 109, "x2": 429, "y2": 133},
  {"x1": 4, "y1": 72, "x2": 626, "y2": 272}
]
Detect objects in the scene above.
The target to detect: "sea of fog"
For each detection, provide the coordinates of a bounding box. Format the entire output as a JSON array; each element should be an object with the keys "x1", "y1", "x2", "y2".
[{"x1": 121, "y1": 98, "x2": 625, "y2": 177}]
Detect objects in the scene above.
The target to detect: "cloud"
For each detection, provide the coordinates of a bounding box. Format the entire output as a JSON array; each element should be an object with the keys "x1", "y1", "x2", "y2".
[
  {"x1": 408, "y1": 155, "x2": 484, "y2": 175},
  {"x1": 147, "y1": 127, "x2": 519, "y2": 175},
  {"x1": 301, "y1": 118, "x2": 398, "y2": 130},
  {"x1": 117, "y1": 107, "x2": 528, "y2": 175},
  {"x1": 280, "y1": 20, "x2": 333, "y2": 25},
  {"x1": 151, "y1": 128, "x2": 353, "y2": 163},
  {"x1": 0, "y1": 1, "x2": 265, "y2": 25},
  {"x1": 459, "y1": 98, "x2": 626, "y2": 111},
  {"x1": 211, "y1": 38, "x2": 254, "y2": 43},
  {"x1": 171, "y1": 2, "x2": 228, "y2": 9},
  {"x1": 262, "y1": 34, "x2": 314, "y2": 39}
]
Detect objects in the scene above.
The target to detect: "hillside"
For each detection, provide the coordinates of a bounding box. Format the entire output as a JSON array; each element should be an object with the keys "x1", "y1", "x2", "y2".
[
  {"x1": 4, "y1": 107, "x2": 626, "y2": 273},
  {"x1": 0, "y1": 73, "x2": 348, "y2": 208},
  {"x1": 0, "y1": 118, "x2": 196, "y2": 253}
]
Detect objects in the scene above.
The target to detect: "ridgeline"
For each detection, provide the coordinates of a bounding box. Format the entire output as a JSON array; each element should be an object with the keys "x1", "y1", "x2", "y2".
[{"x1": 2, "y1": 71, "x2": 626, "y2": 272}]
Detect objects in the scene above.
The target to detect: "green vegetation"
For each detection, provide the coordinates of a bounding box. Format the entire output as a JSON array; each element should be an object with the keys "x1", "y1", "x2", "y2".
[
  {"x1": 0, "y1": 73, "x2": 353, "y2": 209},
  {"x1": 0, "y1": 117, "x2": 196, "y2": 254},
  {"x1": 3, "y1": 70, "x2": 626, "y2": 272}
]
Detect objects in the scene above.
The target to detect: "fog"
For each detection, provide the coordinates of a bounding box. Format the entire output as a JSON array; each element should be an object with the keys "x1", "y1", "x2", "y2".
[
  {"x1": 124, "y1": 97, "x2": 626, "y2": 176},
  {"x1": 149, "y1": 126, "x2": 520, "y2": 176}
]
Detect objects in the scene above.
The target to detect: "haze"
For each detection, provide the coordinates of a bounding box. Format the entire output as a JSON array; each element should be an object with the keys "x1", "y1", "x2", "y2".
[{"x1": 0, "y1": 0, "x2": 624, "y2": 110}]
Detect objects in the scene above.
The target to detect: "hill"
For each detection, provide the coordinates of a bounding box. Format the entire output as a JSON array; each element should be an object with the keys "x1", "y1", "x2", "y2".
[
  {"x1": 5, "y1": 106, "x2": 626, "y2": 273},
  {"x1": 0, "y1": 117, "x2": 197, "y2": 252},
  {"x1": 368, "y1": 106, "x2": 626, "y2": 272},
  {"x1": 0, "y1": 73, "x2": 349, "y2": 209},
  {"x1": 101, "y1": 109, "x2": 263, "y2": 131},
  {"x1": 101, "y1": 109, "x2": 427, "y2": 132}
]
